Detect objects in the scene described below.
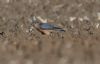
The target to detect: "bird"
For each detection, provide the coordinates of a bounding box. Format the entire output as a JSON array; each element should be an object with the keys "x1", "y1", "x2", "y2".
[
  {"x1": 39, "y1": 23, "x2": 65, "y2": 32},
  {"x1": 31, "y1": 16, "x2": 65, "y2": 35}
]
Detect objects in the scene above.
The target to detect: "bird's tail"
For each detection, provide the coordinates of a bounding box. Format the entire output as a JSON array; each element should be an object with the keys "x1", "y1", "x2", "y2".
[
  {"x1": 55, "y1": 29, "x2": 65, "y2": 32},
  {"x1": 53, "y1": 27, "x2": 65, "y2": 32}
]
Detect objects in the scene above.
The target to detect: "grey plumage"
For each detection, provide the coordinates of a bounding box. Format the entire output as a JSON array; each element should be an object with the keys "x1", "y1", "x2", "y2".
[
  {"x1": 31, "y1": 16, "x2": 65, "y2": 32},
  {"x1": 39, "y1": 23, "x2": 65, "y2": 32}
]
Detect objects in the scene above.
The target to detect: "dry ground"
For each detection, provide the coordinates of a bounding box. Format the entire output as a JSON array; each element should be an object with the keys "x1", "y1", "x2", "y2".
[{"x1": 0, "y1": 0, "x2": 100, "y2": 64}]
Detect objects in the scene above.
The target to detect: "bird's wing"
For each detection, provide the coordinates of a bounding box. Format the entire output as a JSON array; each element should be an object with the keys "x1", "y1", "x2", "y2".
[
  {"x1": 39, "y1": 23, "x2": 57, "y2": 30},
  {"x1": 39, "y1": 23, "x2": 65, "y2": 32}
]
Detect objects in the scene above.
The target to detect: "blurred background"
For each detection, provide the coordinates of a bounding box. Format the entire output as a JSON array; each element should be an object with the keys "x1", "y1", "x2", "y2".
[{"x1": 0, "y1": 0, "x2": 100, "y2": 64}]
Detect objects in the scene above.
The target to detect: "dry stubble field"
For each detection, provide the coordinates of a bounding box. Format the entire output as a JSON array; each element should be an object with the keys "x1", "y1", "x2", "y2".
[{"x1": 0, "y1": 0, "x2": 100, "y2": 64}]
